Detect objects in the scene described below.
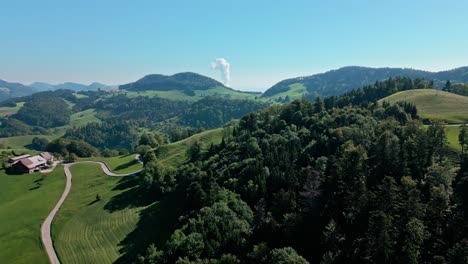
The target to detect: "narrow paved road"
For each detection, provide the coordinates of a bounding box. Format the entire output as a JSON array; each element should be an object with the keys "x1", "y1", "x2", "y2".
[{"x1": 40, "y1": 160, "x2": 142, "y2": 264}]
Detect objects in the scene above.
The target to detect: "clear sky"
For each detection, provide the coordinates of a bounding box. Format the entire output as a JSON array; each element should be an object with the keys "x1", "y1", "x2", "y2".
[{"x1": 1, "y1": 0, "x2": 467, "y2": 91}]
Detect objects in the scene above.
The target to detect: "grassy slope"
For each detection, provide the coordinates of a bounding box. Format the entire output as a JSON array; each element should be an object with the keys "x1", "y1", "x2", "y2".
[
  {"x1": 73, "y1": 93, "x2": 88, "y2": 99},
  {"x1": 446, "y1": 126, "x2": 462, "y2": 151},
  {"x1": 380, "y1": 89, "x2": 468, "y2": 123},
  {"x1": 262, "y1": 83, "x2": 307, "y2": 101},
  {"x1": 0, "y1": 167, "x2": 65, "y2": 264},
  {"x1": 52, "y1": 163, "x2": 142, "y2": 264},
  {"x1": 0, "y1": 102, "x2": 25, "y2": 117},
  {"x1": 157, "y1": 128, "x2": 224, "y2": 167},
  {"x1": 81, "y1": 154, "x2": 143, "y2": 174},
  {"x1": 69, "y1": 108, "x2": 101, "y2": 127},
  {"x1": 2, "y1": 134, "x2": 63, "y2": 149}
]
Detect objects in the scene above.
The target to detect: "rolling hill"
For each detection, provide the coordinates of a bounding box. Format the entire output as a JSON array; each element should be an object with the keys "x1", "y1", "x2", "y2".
[
  {"x1": 119, "y1": 72, "x2": 260, "y2": 100},
  {"x1": 0, "y1": 80, "x2": 38, "y2": 102},
  {"x1": 156, "y1": 128, "x2": 224, "y2": 167},
  {"x1": 379, "y1": 89, "x2": 468, "y2": 123},
  {"x1": 0, "y1": 80, "x2": 113, "y2": 102},
  {"x1": 263, "y1": 66, "x2": 468, "y2": 99}
]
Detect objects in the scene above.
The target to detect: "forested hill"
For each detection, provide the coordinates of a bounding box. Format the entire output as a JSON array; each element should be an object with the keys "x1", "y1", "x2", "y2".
[
  {"x1": 120, "y1": 72, "x2": 228, "y2": 93},
  {"x1": 262, "y1": 66, "x2": 468, "y2": 99},
  {"x1": 134, "y1": 98, "x2": 468, "y2": 263},
  {"x1": 0, "y1": 88, "x2": 268, "y2": 150}
]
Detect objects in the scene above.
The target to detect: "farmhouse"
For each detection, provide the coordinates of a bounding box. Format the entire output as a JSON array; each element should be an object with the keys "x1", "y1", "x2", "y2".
[
  {"x1": 10, "y1": 152, "x2": 54, "y2": 174},
  {"x1": 8, "y1": 154, "x2": 31, "y2": 163}
]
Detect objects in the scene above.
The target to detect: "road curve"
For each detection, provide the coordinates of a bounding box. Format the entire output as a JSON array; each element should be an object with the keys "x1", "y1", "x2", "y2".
[{"x1": 40, "y1": 161, "x2": 142, "y2": 264}]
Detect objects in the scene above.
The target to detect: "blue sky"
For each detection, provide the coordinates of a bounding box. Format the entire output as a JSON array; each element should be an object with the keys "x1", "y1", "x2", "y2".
[{"x1": 1, "y1": 0, "x2": 467, "y2": 91}]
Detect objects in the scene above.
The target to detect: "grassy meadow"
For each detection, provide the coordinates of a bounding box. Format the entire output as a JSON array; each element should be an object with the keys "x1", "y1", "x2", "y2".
[
  {"x1": 52, "y1": 163, "x2": 142, "y2": 264},
  {"x1": 0, "y1": 102, "x2": 24, "y2": 117},
  {"x1": 0, "y1": 167, "x2": 65, "y2": 264},
  {"x1": 446, "y1": 125, "x2": 463, "y2": 152},
  {"x1": 157, "y1": 127, "x2": 224, "y2": 167},
  {"x1": 68, "y1": 108, "x2": 101, "y2": 127},
  {"x1": 81, "y1": 154, "x2": 143, "y2": 174},
  {"x1": 263, "y1": 83, "x2": 308, "y2": 101},
  {"x1": 1, "y1": 133, "x2": 63, "y2": 150},
  {"x1": 380, "y1": 89, "x2": 468, "y2": 123}
]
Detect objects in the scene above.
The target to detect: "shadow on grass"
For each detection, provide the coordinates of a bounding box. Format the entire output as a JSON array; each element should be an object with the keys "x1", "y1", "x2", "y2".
[
  {"x1": 114, "y1": 159, "x2": 139, "y2": 172},
  {"x1": 113, "y1": 191, "x2": 185, "y2": 264},
  {"x1": 104, "y1": 177, "x2": 152, "y2": 213},
  {"x1": 112, "y1": 176, "x2": 140, "y2": 191},
  {"x1": 87, "y1": 199, "x2": 100, "y2": 206}
]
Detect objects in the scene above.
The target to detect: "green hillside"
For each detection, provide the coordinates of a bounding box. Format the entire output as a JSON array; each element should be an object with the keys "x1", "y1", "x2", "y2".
[
  {"x1": 81, "y1": 154, "x2": 143, "y2": 174},
  {"x1": 379, "y1": 89, "x2": 468, "y2": 123},
  {"x1": 446, "y1": 126, "x2": 463, "y2": 151},
  {"x1": 0, "y1": 167, "x2": 65, "y2": 264},
  {"x1": 0, "y1": 102, "x2": 24, "y2": 117},
  {"x1": 68, "y1": 108, "x2": 101, "y2": 127},
  {"x1": 52, "y1": 163, "x2": 144, "y2": 264},
  {"x1": 156, "y1": 128, "x2": 224, "y2": 167},
  {"x1": 1, "y1": 134, "x2": 63, "y2": 149},
  {"x1": 119, "y1": 72, "x2": 260, "y2": 100},
  {"x1": 262, "y1": 66, "x2": 468, "y2": 99},
  {"x1": 262, "y1": 83, "x2": 307, "y2": 101}
]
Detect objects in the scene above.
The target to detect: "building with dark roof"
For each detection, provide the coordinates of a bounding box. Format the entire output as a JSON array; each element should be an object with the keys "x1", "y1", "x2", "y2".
[{"x1": 10, "y1": 153, "x2": 53, "y2": 174}]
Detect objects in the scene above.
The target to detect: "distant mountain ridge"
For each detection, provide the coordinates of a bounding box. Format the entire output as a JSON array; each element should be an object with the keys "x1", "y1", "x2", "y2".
[
  {"x1": 30, "y1": 82, "x2": 112, "y2": 91},
  {"x1": 119, "y1": 72, "x2": 228, "y2": 93},
  {"x1": 2, "y1": 66, "x2": 468, "y2": 103},
  {"x1": 0, "y1": 79, "x2": 39, "y2": 102},
  {"x1": 263, "y1": 66, "x2": 468, "y2": 98}
]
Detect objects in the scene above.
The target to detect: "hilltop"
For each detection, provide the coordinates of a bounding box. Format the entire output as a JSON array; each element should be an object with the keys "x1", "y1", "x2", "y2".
[
  {"x1": 379, "y1": 89, "x2": 468, "y2": 123},
  {"x1": 120, "y1": 72, "x2": 224, "y2": 92},
  {"x1": 119, "y1": 72, "x2": 260, "y2": 100},
  {"x1": 263, "y1": 66, "x2": 468, "y2": 100}
]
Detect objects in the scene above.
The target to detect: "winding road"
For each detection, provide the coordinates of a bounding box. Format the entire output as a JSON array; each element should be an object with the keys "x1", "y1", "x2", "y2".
[{"x1": 40, "y1": 159, "x2": 142, "y2": 264}]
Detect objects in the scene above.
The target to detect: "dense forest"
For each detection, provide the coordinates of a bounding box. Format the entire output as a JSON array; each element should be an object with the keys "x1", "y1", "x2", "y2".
[
  {"x1": 64, "y1": 120, "x2": 140, "y2": 151},
  {"x1": 0, "y1": 90, "x2": 79, "y2": 136},
  {"x1": 13, "y1": 97, "x2": 71, "y2": 128},
  {"x1": 0, "y1": 88, "x2": 266, "y2": 146},
  {"x1": 93, "y1": 95, "x2": 190, "y2": 124},
  {"x1": 61, "y1": 95, "x2": 266, "y2": 151},
  {"x1": 180, "y1": 97, "x2": 268, "y2": 129},
  {"x1": 130, "y1": 90, "x2": 467, "y2": 263},
  {"x1": 443, "y1": 80, "x2": 468, "y2": 96}
]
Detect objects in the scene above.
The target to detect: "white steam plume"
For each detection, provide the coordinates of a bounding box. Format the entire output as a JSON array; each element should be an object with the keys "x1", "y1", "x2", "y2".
[{"x1": 211, "y1": 58, "x2": 230, "y2": 86}]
